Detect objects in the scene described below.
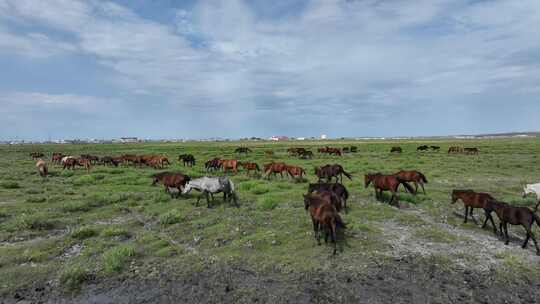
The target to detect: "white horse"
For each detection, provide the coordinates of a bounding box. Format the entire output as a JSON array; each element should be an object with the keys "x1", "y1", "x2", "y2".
[
  {"x1": 182, "y1": 176, "x2": 238, "y2": 208},
  {"x1": 523, "y1": 183, "x2": 540, "y2": 211}
]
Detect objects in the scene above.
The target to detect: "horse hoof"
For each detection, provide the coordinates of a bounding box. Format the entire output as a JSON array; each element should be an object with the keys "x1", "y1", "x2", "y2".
[{"x1": 536, "y1": 252, "x2": 540, "y2": 256}]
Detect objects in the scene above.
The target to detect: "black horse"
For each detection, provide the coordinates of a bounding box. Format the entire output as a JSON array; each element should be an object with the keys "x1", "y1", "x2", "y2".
[{"x1": 178, "y1": 154, "x2": 196, "y2": 167}]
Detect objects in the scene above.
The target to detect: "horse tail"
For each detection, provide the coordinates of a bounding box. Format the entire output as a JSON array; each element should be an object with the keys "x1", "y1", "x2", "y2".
[
  {"x1": 397, "y1": 177, "x2": 415, "y2": 194},
  {"x1": 419, "y1": 172, "x2": 428, "y2": 183},
  {"x1": 342, "y1": 170, "x2": 352, "y2": 180},
  {"x1": 335, "y1": 214, "x2": 346, "y2": 229},
  {"x1": 342, "y1": 186, "x2": 349, "y2": 201}
]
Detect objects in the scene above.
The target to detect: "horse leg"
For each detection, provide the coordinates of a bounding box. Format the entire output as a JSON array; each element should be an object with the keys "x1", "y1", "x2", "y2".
[
  {"x1": 504, "y1": 222, "x2": 510, "y2": 245},
  {"x1": 196, "y1": 194, "x2": 201, "y2": 207},
  {"x1": 332, "y1": 221, "x2": 337, "y2": 255},
  {"x1": 205, "y1": 191, "x2": 211, "y2": 208},
  {"x1": 413, "y1": 182, "x2": 418, "y2": 194},
  {"x1": 463, "y1": 205, "x2": 468, "y2": 223},
  {"x1": 342, "y1": 197, "x2": 348, "y2": 214},
  {"x1": 488, "y1": 213, "x2": 497, "y2": 234},
  {"x1": 420, "y1": 182, "x2": 426, "y2": 194},
  {"x1": 470, "y1": 208, "x2": 478, "y2": 225},
  {"x1": 528, "y1": 228, "x2": 540, "y2": 255},
  {"x1": 522, "y1": 225, "x2": 531, "y2": 249},
  {"x1": 312, "y1": 219, "x2": 321, "y2": 245}
]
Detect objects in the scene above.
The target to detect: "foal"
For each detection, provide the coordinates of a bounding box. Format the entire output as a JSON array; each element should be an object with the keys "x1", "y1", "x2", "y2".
[
  {"x1": 308, "y1": 182, "x2": 349, "y2": 213},
  {"x1": 486, "y1": 200, "x2": 540, "y2": 255},
  {"x1": 303, "y1": 193, "x2": 346, "y2": 255},
  {"x1": 451, "y1": 190, "x2": 497, "y2": 233},
  {"x1": 393, "y1": 170, "x2": 428, "y2": 194}
]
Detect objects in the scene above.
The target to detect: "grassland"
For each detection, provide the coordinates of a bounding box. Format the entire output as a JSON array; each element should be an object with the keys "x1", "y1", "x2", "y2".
[{"x1": 1, "y1": 138, "x2": 540, "y2": 302}]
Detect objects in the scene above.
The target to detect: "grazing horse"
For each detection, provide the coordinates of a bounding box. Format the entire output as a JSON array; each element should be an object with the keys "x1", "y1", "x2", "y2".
[
  {"x1": 416, "y1": 145, "x2": 429, "y2": 151},
  {"x1": 314, "y1": 164, "x2": 352, "y2": 183},
  {"x1": 393, "y1": 170, "x2": 428, "y2": 194},
  {"x1": 326, "y1": 147, "x2": 342, "y2": 156},
  {"x1": 298, "y1": 150, "x2": 313, "y2": 159},
  {"x1": 100, "y1": 156, "x2": 119, "y2": 167},
  {"x1": 30, "y1": 152, "x2": 44, "y2": 160},
  {"x1": 308, "y1": 182, "x2": 349, "y2": 214},
  {"x1": 205, "y1": 158, "x2": 222, "y2": 171},
  {"x1": 264, "y1": 162, "x2": 288, "y2": 179},
  {"x1": 390, "y1": 146, "x2": 402, "y2": 153},
  {"x1": 178, "y1": 154, "x2": 196, "y2": 167},
  {"x1": 523, "y1": 183, "x2": 540, "y2": 211},
  {"x1": 286, "y1": 165, "x2": 305, "y2": 179},
  {"x1": 235, "y1": 147, "x2": 252, "y2": 154},
  {"x1": 364, "y1": 173, "x2": 415, "y2": 205},
  {"x1": 448, "y1": 146, "x2": 463, "y2": 154},
  {"x1": 239, "y1": 162, "x2": 260, "y2": 175},
  {"x1": 35, "y1": 159, "x2": 48, "y2": 178},
  {"x1": 342, "y1": 147, "x2": 350, "y2": 153},
  {"x1": 451, "y1": 190, "x2": 498, "y2": 233},
  {"x1": 81, "y1": 154, "x2": 99, "y2": 165},
  {"x1": 350, "y1": 146, "x2": 358, "y2": 153},
  {"x1": 182, "y1": 176, "x2": 239, "y2": 208},
  {"x1": 51, "y1": 153, "x2": 64, "y2": 164},
  {"x1": 303, "y1": 193, "x2": 346, "y2": 255},
  {"x1": 430, "y1": 146, "x2": 440, "y2": 152},
  {"x1": 287, "y1": 147, "x2": 306, "y2": 156},
  {"x1": 464, "y1": 147, "x2": 479, "y2": 155},
  {"x1": 220, "y1": 159, "x2": 238, "y2": 174},
  {"x1": 151, "y1": 172, "x2": 191, "y2": 198},
  {"x1": 486, "y1": 200, "x2": 540, "y2": 255}
]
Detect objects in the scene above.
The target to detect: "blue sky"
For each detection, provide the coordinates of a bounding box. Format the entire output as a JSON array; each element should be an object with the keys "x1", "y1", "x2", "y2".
[{"x1": 1, "y1": 0, "x2": 539, "y2": 140}]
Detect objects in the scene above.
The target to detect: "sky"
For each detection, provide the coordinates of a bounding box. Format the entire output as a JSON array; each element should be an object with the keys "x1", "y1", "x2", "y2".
[{"x1": 0, "y1": 0, "x2": 539, "y2": 140}]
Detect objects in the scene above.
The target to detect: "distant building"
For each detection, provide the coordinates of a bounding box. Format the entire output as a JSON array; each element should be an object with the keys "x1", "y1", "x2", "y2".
[
  {"x1": 120, "y1": 137, "x2": 138, "y2": 143},
  {"x1": 270, "y1": 136, "x2": 289, "y2": 141},
  {"x1": 320, "y1": 134, "x2": 327, "y2": 140}
]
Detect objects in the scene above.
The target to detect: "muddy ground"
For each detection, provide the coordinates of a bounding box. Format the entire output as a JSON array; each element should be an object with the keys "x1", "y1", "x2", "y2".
[{"x1": 3, "y1": 256, "x2": 539, "y2": 304}]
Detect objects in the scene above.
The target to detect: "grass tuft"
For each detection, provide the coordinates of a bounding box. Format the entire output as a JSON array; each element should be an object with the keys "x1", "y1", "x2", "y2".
[{"x1": 103, "y1": 244, "x2": 136, "y2": 274}]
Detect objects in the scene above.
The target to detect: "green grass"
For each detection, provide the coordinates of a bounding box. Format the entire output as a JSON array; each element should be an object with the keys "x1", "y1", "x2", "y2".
[{"x1": 1, "y1": 138, "x2": 540, "y2": 295}]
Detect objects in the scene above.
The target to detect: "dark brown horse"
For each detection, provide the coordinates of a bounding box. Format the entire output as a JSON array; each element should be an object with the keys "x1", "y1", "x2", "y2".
[
  {"x1": 51, "y1": 153, "x2": 64, "y2": 164},
  {"x1": 100, "y1": 156, "x2": 120, "y2": 167},
  {"x1": 451, "y1": 190, "x2": 497, "y2": 232},
  {"x1": 315, "y1": 164, "x2": 352, "y2": 183},
  {"x1": 448, "y1": 146, "x2": 463, "y2": 154},
  {"x1": 235, "y1": 147, "x2": 252, "y2": 154},
  {"x1": 30, "y1": 152, "x2": 44, "y2": 160},
  {"x1": 205, "y1": 158, "x2": 222, "y2": 171},
  {"x1": 486, "y1": 200, "x2": 540, "y2": 255},
  {"x1": 464, "y1": 147, "x2": 479, "y2": 155},
  {"x1": 303, "y1": 193, "x2": 346, "y2": 255},
  {"x1": 151, "y1": 172, "x2": 191, "y2": 198},
  {"x1": 264, "y1": 162, "x2": 288, "y2": 179},
  {"x1": 308, "y1": 182, "x2": 349, "y2": 214},
  {"x1": 178, "y1": 154, "x2": 195, "y2": 167},
  {"x1": 365, "y1": 173, "x2": 415, "y2": 205},
  {"x1": 239, "y1": 162, "x2": 260, "y2": 175},
  {"x1": 390, "y1": 146, "x2": 402, "y2": 153},
  {"x1": 393, "y1": 170, "x2": 428, "y2": 194}
]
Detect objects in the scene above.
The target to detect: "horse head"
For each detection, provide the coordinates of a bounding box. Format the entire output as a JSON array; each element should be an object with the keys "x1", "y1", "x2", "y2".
[
  {"x1": 364, "y1": 174, "x2": 373, "y2": 188},
  {"x1": 182, "y1": 181, "x2": 194, "y2": 194}
]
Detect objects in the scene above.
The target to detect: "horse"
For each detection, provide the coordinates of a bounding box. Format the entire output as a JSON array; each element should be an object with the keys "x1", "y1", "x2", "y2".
[
  {"x1": 342, "y1": 147, "x2": 350, "y2": 153},
  {"x1": 239, "y1": 162, "x2": 260, "y2": 175},
  {"x1": 100, "y1": 156, "x2": 120, "y2": 167},
  {"x1": 317, "y1": 147, "x2": 329, "y2": 153},
  {"x1": 314, "y1": 164, "x2": 352, "y2": 183},
  {"x1": 298, "y1": 150, "x2": 313, "y2": 159},
  {"x1": 220, "y1": 159, "x2": 238, "y2": 174},
  {"x1": 393, "y1": 170, "x2": 428, "y2": 194},
  {"x1": 390, "y1": 146, "x2": 402, "y2": 153},
  {"x1": 326, "y1": 148, "x2": 342, "y2": 156},
  {"x1": 264, "y1": 162, "x2": 288, "y2": 179},
  {"x1": 30, "y1": 152, "x2": 44, "y2": 160},
  {"x1": 364, "y1": 173, "x2": 415, "y2": 205},
  {"x1": 448, "y1": 146, "x2": 463, "y2": 154},
  {"x1": 350, "y1": 146, "x2": 358, "y2": 153},
  {"x1": 486, "y1": 200, "x2": 540, "y2": 255},
  {"x1": 61, "y1": 156, "x2": 76, "y2": 169},
  {"x1": 235, "y1": 147, "x2": 252, "y2": 154},
  {"x1": 287, "y1": 147, "x2": 306, "y2": 156},
  {"x1": 303, "y1": 193, "x2": 346, "y2": 255},
  {"x1": 523, "y1": 183, "x2": 540, "y2": 211},
  {"x1": 178, "y1": 154, "x2": 196, "y2": 167},
  {"x1": 35, "y1": 159, "x2": 48, "y2": 178},
  {"x1": 286, "y1": 165, "x2": 305, "y2": 179},
  {"x1": 205, "y1": 158, "x2": 222, "y2": 171},
  {"x1": 81, "y1": 154, "x2": 99, "y2": 165},
  {"x1": 120, "y1": 154, "x2": 139, "y2": 166},
  {"x1": 182, "y1": 176, "x2": 239, "y2": 208},
  {"x1": 464, "y1": 147, "x2": 479, "y2": 155},
  {"x1": 308, "y1": 182, "x2": 349, "y2": 214},
  {"x1": 151, "y1": 172, "x2": 191, "y2": 198},
  {"x1": 430, "y1": 146, "x2": 440, "y2": 152},
  {"x1": 51, "y1": 153, "x2": 64, "y2": 164},
  {"x1": 416, "y1": 145, "x2": 429, "y2": 152},
  {"x1": 451, "y1": 190, "x2": 498, "y2": 233}
]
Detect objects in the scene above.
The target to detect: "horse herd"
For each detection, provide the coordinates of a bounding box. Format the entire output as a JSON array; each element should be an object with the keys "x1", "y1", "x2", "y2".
[{"x1": 28, "y1": 146, "x2": 540, "y2": 255}]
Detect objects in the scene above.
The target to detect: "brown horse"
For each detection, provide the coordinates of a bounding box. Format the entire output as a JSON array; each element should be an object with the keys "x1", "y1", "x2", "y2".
[
  {"x1": 205, "y1": 158, "x2": 222, "y2": 171},
  {"x1": 390, "y1": 146, "x2": 402, "y2": 153},
  {"x1": 51, "y1": 153, "x2": 64, "y2": 164},
  {"x1": 315, "y1": 164, "x2": 352, "y2": 183},
  {"x1": 30, "y1": 152, "x2": 44, "y2": 160},
  {"x1": 308, "y1": 182, "x2": 349, "y2": 213},
  {"x1": 448, "y1": 146, "x2": 463, "y2": 154},
  {"x1": 220, "y1": 159, "x2": 238, "y2": 174},
  {"x1": 393, "y1": 170, "x2": 428, "y2": 194},
  {"x1": 152, "y1": 172, "x2": 191, "y2": 198},
  {"x1": 264, "y1": 162, "x2": 288, "y2": 179},
  {"x1": 451, "y1": 190, "x2": 497, "y2": 232},
  {"x1": 35, "y1": 159, "x2": 48, "y2": 178},
  {"x1": 100, "y1": 156, "x2": 120, "y2": 167},
  {"x1": 303, "y1": 193, "x2": 346, "y2": 255},
  {"x1": 486, "y1": 200, "x2": 540, "y2": 255},
  {"x1": 365, "y1": 173, "x2": 415, "y2": 205},
  {"x1": 326, "y1": 148, "x2": 342, "y2": 156},
  {"x1": 464, "y1": 147, "x2": 479, "y2": 155},
  {"x1": 287, "y1": 147, "x2": 306, "y2": 156},
  {"x1": 286, "y1": 165, "x2": 305, "y2": 179},
  {"x1": 239, "y1": 162, "x2": 260, "y2": 175}
]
